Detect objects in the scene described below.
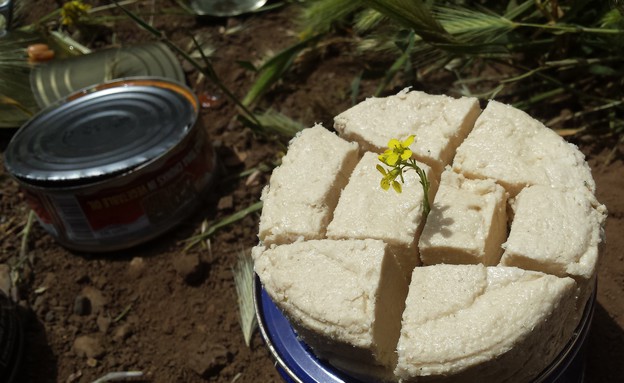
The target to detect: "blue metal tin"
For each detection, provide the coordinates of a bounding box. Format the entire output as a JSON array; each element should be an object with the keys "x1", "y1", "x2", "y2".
[{"x1": 255, "y1": 276, "x2": 596, "y2": 383}]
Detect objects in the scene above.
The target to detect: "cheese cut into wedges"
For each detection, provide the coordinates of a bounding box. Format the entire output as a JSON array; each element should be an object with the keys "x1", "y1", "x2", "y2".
[
  {"x1": 453, "y1": 100, "x2": 595, "y2": 197},
  {"x1": 501, "y1": 185, "x2": 607, "y2": 282},
  {"x1": 253, "y1": 239, "x2": 409, "y2": 381},
  {"x1": 419, "y1": 169, "x2": 508, "y2": 266},
  {"x1": 395, "y1": 264, "x2": 577, "y2": 383},
  {"x1": 334, "y1": 89, "x2": 481, "y2": 176},
  {"x1": 327, "y1": 152, "x2": 435, "y2": 279},
  {"x1": 253, "y1": 90, "x2": 607, "y2": 383},
  {"x1": 258, "y1": 125, "x2": 359, "y2": 246}
]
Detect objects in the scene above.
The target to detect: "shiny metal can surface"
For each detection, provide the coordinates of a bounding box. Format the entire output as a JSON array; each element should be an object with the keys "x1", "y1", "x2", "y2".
[{"x1": 4, "y1": 77, "x2": 215, "y2": 252}]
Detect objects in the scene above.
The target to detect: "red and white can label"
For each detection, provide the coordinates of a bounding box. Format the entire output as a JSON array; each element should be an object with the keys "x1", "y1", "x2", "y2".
[{"x1": 23, "y1": 128, "x2": 214, "y2": 250}]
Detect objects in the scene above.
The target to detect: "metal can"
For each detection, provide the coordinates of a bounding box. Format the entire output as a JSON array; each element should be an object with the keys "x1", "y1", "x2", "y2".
[{"x1": 4, "y1": 77, "x2": 216, "y2": 252}]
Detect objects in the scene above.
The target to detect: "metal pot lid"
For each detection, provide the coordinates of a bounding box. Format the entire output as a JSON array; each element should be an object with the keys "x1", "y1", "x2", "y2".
[
  {"x1": 5, "y1": 78, "x2": 198, "y2": 185},
  {"x1": 30, "y1": 42, "x2": 186, "y2": 108}
]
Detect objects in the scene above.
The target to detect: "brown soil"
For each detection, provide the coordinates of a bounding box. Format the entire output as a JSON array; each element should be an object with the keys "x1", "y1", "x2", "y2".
[{"x1": 1, "y1": 2, "x2": 623, "y2": 383}]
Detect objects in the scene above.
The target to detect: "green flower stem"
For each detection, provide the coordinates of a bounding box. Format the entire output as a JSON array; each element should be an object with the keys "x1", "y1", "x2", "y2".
[{"x1": 401, "y1": 159, "x2": 430, "y2": 218}]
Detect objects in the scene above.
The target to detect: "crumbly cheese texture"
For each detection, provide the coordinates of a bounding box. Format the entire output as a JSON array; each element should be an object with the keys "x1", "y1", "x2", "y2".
[
  {"x1": 419, "y1": 170, "x2": 508, "y2": 266},
  {"x1": 452, "y1": 100, "x2": 595, "y2": 197},
  {"x1": 253, "y1": 239, "x2": 408, "y2": 380},
  {"x1": 501, "y1": 185, "x2": 607, "y2": 281},
  {"x1": 395, "y1": 264, "x2": 577, "y2": 383},
  {"x1": 258, "y1": 125, "x2": 359, "y2": 246},
  {"x1": 254, "y1": 90, "x2": 607, "y2": 383},
  {"x1": 327, "y1": 152, "x2": 435, "y2": 279},
  {"x1": 334, "y1": 89, "x2": 481, "y2": 176}
]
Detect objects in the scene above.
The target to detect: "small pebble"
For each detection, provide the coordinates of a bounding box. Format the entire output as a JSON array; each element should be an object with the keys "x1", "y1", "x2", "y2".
[
  {"x1": 81, "y1": 286, "x2": 108, "y2": 315},
  {"x1": 96, "y1": 315, "x2": 111, "y2": 333},
  {"x1": 73, "y1": 295, "x2": 90, "y2": 316},
  {"x1": 187, "y1": 343, "x2": 230, "y2": 378},
  {"x1": 172, "y1": 253, "x2": 205, "y2": 285},
  {"x1": 113, "y1": 323, "x2": 133, "y2": 343},
  {"x1": 73, "y1": 335, "x2": 105, "y2": 359},
  {"x1": 127, "y1": 257, "x2": 146, "y2": 278},
  {"x1": 217, "y1": 196, "x2": 234, "y2": 210},
  {"x1": 0, "y1": 264, "x2": 12, "y2": 298},
  {"x1": 45, "y1": 311, "x2": 55, "y2": 322}
]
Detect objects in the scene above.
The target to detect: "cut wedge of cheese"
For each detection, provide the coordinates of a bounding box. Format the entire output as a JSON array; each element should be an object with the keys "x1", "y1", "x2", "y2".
[
  {"x1": 334, "y1": 88, "x2": 481, "y2": 177},
  {"x1": 452, "y1": 100, "x2": 595, "y2": 197},
  {"x1": 501, "y1": 185, "x2": 607, "y2": 281},
  {"x1": 395, "y1": 264, "x2": 577, "y2": 383},
  {"x1": 327, "y1": 152, "x2": 436, "y2": 279},
  {"x1": 253, "y1": 239, "x2": 408, "y2": 381},
  {"x1": 258, "y1": 124, "x2": 359, "y2": 246},
  {"x1": 419, "y1": 169, "x2": 508, "y2": 266}
]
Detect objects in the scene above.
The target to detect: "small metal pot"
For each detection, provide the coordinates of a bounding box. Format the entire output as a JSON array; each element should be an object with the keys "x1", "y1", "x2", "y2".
[{"x1": 254, "y1": 276, "x2": 596, "y2": 383}]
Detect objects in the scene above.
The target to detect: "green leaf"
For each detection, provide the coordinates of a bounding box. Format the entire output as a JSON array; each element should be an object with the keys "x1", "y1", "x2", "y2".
[
  {"x1": 374, "y1": 30, "x2": 415, "y2": 96},
  {"x1": 185, "y1": 201, "x2": 264, "y2": 250},
  {"x1": 300, "y1": 0, "x2": 362, "y2": 36},
  {"x1": 236, "y1": 60, "x2": 258, "y2": 72},
  {"x1": 242, "y1": 33, "x2": 321, "y2": 107},
  {"x1": 589, "y1": 64, "x2": 618, "y2": 76}
]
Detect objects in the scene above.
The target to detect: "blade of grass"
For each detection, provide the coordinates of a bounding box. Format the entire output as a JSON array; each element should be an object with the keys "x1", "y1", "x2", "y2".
[
  {"x1": 250, "y1": 109, "x2": 306, "y2": 138},
  {"x1": 374, "y1": 30, "x2": 414, "y2": 96},
  {"x1": 242, "y1": 33, "x2": 322, "y2": 107},
  {"x1": 184, "y1": 201, "x2": 264, "y2": 250},
  {"x1": 92, "y1": 371, "x2": 144, "y2": 383},
  {"x1": 232, "y1": 250, "x2": 257, "y2": 347}
]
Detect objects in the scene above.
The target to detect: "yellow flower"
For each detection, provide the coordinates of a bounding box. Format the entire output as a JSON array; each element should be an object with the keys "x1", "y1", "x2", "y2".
[
  {"x1": 378, "y1": 135, "x2": 414, "y2": 166},
  {"x1": 376, "y1": 165, "x2": 402, "y2": 193},
  {"x1": 61, "y1": 1, "x2": 92, "y2": 27}
]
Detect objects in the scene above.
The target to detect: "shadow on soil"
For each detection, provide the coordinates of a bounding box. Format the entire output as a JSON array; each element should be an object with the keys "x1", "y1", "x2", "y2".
[
  {"x1": 585, "y1": 302, "x2": 624, "y2": 382},
  {"x1": 14, "y1": 307, "x2": 57, "y2": 383}
]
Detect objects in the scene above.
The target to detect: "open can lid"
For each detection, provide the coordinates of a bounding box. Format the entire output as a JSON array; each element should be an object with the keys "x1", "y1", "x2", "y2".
[{"x1": 4, "y1": 77, "x2": 198, "y2": 186}]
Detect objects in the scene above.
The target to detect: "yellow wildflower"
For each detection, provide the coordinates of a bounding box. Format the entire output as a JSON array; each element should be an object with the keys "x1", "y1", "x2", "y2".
[
  {"x1": 61, "y1": 0, "x2": 92, "y2": 27},
  {"x1": 378, "y1": 135, "x2": 414, "y2": 166},
  {"x1": 376, "y1": 165, "x2": 402, "y2": 193},
  {"x1": 377, "y1": 135, "x2": 431, "y2": 218}
]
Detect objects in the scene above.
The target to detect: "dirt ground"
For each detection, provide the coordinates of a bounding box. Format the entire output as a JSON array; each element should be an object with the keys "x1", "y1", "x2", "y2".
[{"x1": 0, "y1": 1, "x2": 623, "y2": 383}]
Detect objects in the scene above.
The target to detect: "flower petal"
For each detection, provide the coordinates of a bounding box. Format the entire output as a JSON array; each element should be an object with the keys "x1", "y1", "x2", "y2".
[
  {"x1": 380, "y1": 178, "x2": 390, "y2": 190},
  {"x1": 386, "y1": 153, "x2": 399, "y2": 166},
  {"x1": 376, "y1": 164, "x2": 387, "y2": 176},
  {"x1": 400, "y1": 149, "x2": 412, "y2": 160},
  {"x1": 388, "y1": 139, "x2": 401, "y2": 149},
  {"x1": 392, "y1": 181, "x2": 402, "y2": 193},
  {"x1": 402, "y1": 135, "x2": 415, "y2": 147}
]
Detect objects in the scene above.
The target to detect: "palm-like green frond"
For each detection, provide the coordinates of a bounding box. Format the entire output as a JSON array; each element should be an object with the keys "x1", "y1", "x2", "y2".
[
  {"x1": 299, "y1": 0, "x2": 361, "y2": 36},
  {"x1": 435, "y1": 6, "x2": 517, "y2": 43},
  {"x1": 364, "y1": 0, "x2": 454, "y2": 44}
]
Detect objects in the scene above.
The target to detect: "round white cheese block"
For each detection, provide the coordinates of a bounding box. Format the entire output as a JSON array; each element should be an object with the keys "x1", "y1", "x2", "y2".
[{"x1": 254, "y1": 90, "x2": 607, "y2": 383}]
